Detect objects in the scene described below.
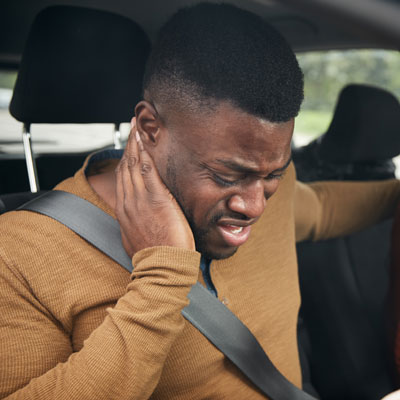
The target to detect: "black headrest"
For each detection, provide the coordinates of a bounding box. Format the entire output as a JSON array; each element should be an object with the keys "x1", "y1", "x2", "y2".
[
  {"x1": 318, "y1": 84, "x2": 400, "y2": 163},
  {"x1": 10, "y1": 6, "x2": 151, "y2": 124}
]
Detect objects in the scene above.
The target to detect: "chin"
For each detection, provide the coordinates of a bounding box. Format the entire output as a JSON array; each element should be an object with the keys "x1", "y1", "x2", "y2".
[
  {"x1": 193, "y1": 225, "x2": 239, "y2": 260},
  {"x1": 199, "y1": 245, "x2": 238, "y2": 260}
]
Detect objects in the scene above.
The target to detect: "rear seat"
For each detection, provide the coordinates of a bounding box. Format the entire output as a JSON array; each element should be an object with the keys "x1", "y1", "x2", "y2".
[
  {"x1": 294, "y1": 84, "x2": 400, "y2": 399},
  {"x1": 1, "y1": 5, "x2": 150, "y2": 204}
]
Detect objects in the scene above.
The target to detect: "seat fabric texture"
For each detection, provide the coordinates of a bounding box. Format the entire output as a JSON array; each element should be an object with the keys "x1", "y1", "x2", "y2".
[
  {"x1": 294, "y1": 84, "x2": 400, "y2": 399},
  {"x1": 0, "y1": 191, "x2": 47, "y2": 215},
  {"x1": 294, "y1": 84, "x2": 400, "y2": 183},
  {"x1": 9, "y1": 5, "x2": 151, "y2": 124},
  {"x1": 2, "y1": 5, "x2": 151, "y2": 205}
]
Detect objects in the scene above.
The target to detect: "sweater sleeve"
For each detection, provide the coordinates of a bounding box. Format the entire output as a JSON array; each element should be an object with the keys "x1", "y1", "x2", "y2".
[
  {"x1": 0, "y1": 246, "x2": 200, "y2": 400},
  {"x1": 294, "y1": 179, "x2": 400, "y2": 242}
]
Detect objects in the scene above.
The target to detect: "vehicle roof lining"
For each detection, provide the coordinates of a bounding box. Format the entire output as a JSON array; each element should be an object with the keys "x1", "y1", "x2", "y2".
[{"x1": 0, "y1": 0, "x2": 399, "y2": 68}]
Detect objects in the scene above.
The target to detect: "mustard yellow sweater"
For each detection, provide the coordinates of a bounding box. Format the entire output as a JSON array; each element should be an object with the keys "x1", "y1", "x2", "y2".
[{"x1": 1, "y1": 157, "x2": 399, "y2": 399}]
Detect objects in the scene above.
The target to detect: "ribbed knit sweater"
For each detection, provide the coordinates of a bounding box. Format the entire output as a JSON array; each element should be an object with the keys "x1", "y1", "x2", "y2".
[{"x1": 1, "y1": 156, "x2": 400, "y2": 399}]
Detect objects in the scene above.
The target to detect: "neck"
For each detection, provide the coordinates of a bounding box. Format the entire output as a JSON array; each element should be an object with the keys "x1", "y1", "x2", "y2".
[{"x1": 87, "y1": 171, "x2": 117, "y2": 211}]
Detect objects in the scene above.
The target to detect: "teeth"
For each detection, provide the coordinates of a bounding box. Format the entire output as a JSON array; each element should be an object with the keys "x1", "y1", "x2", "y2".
[{"x1": 231, "y1": 227, "x2": 243, "y2": 234}]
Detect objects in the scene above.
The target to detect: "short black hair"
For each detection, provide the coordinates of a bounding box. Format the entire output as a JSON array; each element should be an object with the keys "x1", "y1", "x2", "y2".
[{"x1": 143, "y1": 3, "x2": 304, "y2": 122}]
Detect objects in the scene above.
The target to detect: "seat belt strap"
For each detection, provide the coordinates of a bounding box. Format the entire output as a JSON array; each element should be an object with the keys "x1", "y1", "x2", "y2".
[{"x1": 19, "y1": 190, "x2": 316, "y2": 400}]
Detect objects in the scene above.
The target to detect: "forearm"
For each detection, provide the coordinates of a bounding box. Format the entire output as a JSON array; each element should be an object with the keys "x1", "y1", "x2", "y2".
[
  {"x1": 295, "y1": 179, "x2": 400, "y2": 242},
  {"x1": 1, "y1": 247, "x2": 200, "y2": 400}
]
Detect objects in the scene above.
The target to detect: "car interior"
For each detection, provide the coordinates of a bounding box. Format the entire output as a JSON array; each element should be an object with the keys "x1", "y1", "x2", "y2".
[
  {"x1": 294, "y1": 83, "x2": 400, "y2": 399},
  {"x1": 1, "y1": 0, "x2": 400, "y2": 398}
]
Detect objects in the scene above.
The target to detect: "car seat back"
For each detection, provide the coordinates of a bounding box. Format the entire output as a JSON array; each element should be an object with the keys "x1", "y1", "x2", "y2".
[
  {"x1": 387, "y1": 200, "x2": 400, "y2": 386},
  {"x1": 294, "y1": 84, "x2": 400, "y2": 182},
  {"x1": 294, "y1": 84, "x2": 400, "y2": 399},
  {"x1": 0, "y1": 191, "x2": 46, "y2": 215},
  {"x1": 7, "y1": 5, "x2": 151, "y2": 193}
]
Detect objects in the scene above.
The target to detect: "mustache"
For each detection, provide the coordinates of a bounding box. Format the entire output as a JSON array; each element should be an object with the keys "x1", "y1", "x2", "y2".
[{"x1": 210, "y1": 211, "x2": 250, "y2": 225}]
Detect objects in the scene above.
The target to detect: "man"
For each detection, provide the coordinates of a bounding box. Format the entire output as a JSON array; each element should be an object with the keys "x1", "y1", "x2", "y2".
[{"x1": 1, "y1": 3, "x2": 400, "y2": 399}]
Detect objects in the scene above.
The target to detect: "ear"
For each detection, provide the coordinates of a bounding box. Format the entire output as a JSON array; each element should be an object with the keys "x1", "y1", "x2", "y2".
[{"x1": 134, "y1": 101, "x2": 164, "y2": 146}]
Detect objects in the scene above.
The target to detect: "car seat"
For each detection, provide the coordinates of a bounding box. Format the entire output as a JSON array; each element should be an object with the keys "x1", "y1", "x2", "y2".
[
  {"x1": 293, "y1": 84, "x2": 400, "y2": 400},
  {"x1": 387, "y1": 198, "x2": 400, "y2": 387},
  {"x1": 2, "y1": 5, "x2": 150, "y2": 197}
]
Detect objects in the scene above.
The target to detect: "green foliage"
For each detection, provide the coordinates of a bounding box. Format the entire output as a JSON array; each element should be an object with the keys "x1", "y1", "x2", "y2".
[
  {"x1": 297, "y1": 49, "x2": 400, "y2": 112},
  {"x1": 295, "y1": 110, "x2": 331, "y2": 138},
  {"x1": 0, "y1": 71, "x2": 17, "y2": 89}
]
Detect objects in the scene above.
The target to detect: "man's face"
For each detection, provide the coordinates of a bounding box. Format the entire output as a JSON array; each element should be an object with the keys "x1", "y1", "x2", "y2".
[{"x1": 153, "y1": 101, "x2": 293, "y2": 260}]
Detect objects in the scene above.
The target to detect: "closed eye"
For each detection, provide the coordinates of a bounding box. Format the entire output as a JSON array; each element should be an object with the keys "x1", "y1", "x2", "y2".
[
  {"x1": 212, "y1": 173, "x2": 240, "y2": 187},
  {"x1": 264, "y1": 171, "x2": 287, "y2": 181},
  {"x1": 213, "y1": 170, "x2": 286, "y2": 187}
]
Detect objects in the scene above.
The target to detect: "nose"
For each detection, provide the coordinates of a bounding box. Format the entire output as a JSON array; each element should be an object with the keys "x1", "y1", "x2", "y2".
[{"x1": 227, "y1": 180, "x2": 268, "y2": 220}]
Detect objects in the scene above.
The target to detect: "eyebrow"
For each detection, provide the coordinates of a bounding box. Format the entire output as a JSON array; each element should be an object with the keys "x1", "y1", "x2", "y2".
[{"x1": 214, "y1": 156, "x2": 292, "y2": 175}]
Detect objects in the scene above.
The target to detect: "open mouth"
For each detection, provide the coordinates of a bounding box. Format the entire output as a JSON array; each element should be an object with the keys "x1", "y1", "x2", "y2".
[
  {"x1": 216, "y1": 223, "x2": 252, "y2": 247},
  {"x1": 230, "y1": 226, "x2": 243, "y2": 234}
]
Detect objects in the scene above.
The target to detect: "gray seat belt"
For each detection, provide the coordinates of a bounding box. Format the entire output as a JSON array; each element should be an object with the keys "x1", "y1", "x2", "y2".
[{"x1": 19, "y1": 190, "x2": 316, "y2": 400}]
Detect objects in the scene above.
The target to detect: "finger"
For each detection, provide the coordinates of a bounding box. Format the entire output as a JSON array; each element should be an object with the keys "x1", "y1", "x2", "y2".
[
  {"x1": 116, "y1": 128, "x2": 139, "y2": 208},
  {"x1": 124, "y1": 125, "x2": 140, "y2": 167},
  {"x1": 136, "y1": 130, "x2": 144, "y2": 152},
  {"x1": 131, "y1": 116, "x2": 136, "y2": 130},
  {"x1": 119, "y1": 155, "x2": 136, "y2": 204},
  {"x1": 121, "y1": 127, "x2": 145, "y2": 192},
  {"x1": 136, "y1": 132, "x2": 166, "y2": 194},
  {"x1": 115, "y1": 157, "x2": 130, "y2": 217}
]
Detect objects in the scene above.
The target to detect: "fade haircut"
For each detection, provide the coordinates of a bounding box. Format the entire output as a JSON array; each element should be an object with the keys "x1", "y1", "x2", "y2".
[{"x1": 143, "y1": 3, "x2": 304, "y2": 123}]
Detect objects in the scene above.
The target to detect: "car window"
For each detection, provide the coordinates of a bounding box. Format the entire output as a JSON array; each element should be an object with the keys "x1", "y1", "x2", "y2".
[
  {"x1": 0, "y1": 70, "x2": 19, "y2": 153},
  {"x1": 0, "y1": 69, "x2": 130, "y2": 155},
  {"x1": 294, "y1": 49, "x2": 400, "y2": 145},
  {"x1": 2, "y1": 50, "x2": 399, "y2": 156},
  {"x1": 293, "y1": 49, "x2": 400, "y2": 176}
]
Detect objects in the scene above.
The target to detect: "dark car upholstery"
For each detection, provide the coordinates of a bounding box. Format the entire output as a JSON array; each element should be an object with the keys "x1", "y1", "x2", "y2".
[
  {"x1": 0, "y1": 5, "x2": 151, "y2": 209},
  {"x1": 294, "y1": 84, "x2": 400, "y2": 399},
  {"x1": 1, "y1": 5, "x2": 150, "y2": 195}
]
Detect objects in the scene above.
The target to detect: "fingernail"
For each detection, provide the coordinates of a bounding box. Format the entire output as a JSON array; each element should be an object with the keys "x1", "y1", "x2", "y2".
[{"x1": 136, "y1": 131, "x2": 141, "y2": 142}]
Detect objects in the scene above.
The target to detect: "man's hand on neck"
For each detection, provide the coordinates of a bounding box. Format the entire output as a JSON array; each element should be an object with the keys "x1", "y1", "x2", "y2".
[{"x1": 89, "y1": 120, "x2": 195, "y2": 259}]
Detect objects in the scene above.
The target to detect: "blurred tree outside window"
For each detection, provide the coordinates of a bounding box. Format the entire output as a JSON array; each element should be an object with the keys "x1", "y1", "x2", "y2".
[
  {"x1": 1, "y1": 50, "x2": 399, "y2": 154},
  {"x1": 294, "y1": 49, "x2": 400, "y2": 146},
  {"x1": 0, "y1": 70, "x2": 17, "y2": 109}
]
